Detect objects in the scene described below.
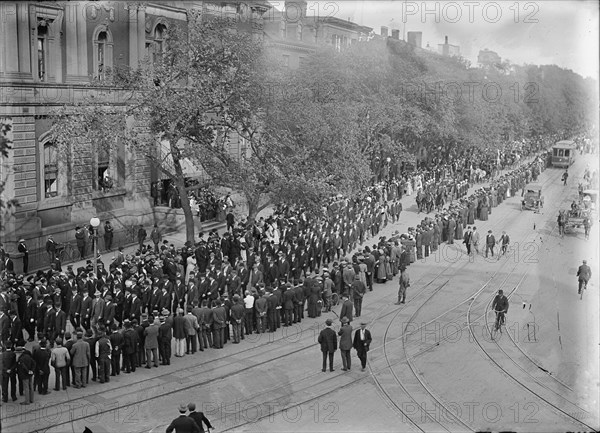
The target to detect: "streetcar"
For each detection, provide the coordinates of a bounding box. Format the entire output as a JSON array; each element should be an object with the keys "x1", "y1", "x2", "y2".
[{"x1": 551, "y1": 141, "x2": 576, "y2": 168}]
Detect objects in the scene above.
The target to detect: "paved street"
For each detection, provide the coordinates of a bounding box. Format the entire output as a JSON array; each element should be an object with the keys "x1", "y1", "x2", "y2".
[{"x1": 1, "y1": 155, "x2": 597, "y2": 433}]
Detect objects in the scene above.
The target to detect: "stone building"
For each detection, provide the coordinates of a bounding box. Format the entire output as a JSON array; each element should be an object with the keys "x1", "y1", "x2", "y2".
[
  {"x1": 477, "y1": 48, "x2": 501, "y2": 67},
  {"x1": 0, "y1": 1, "x2": 269, "y2": 272},
  {"x1": 262, "y1": 0, "x2": 372, "y2": 70}
]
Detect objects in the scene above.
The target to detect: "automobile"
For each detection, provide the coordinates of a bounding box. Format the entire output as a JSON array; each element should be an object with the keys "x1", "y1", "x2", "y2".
[{"x1": 521, "y1": 185, "x2": 543, "y2": 212}]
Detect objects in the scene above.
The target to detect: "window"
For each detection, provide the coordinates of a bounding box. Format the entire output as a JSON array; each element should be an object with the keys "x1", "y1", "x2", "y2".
[
  {"x1": 299, "y1": 56, "x2": 306, "y2": 69},
  {"x1": 279, "y1": 20, "x2": 287, "y2": 39},
  {"x1": 153, "y1": 24, "x2": 167, "y2": 63},
  {"x1": 96, "y1": 146, "x2": 111, "y2": 191},
  {"x1": 297, "y1": 22, "x2": 303, "y2": 41},
  {"x1": 281, "y1": 55, "x2": 290, "y2": 69},
  {"x1": 37, "y1": 23, "x2": 48, "y2": 81},
  {"x1": 564, "y1": 149, "x2": 570, "y2": 157},
  {"x1": 43, "y1": 142, "x2": 58, "y2": 198},
  {"x1": 93, "y1": 26, "x2": 113, "y2": 81},
  {"x1": 97, "y1": 31, "x2": 107, "y2": 79}
]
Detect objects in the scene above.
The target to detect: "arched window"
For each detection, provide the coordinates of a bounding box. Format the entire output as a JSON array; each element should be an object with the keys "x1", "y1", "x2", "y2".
[
  {"x1": 153, "y1": 24, "x2": 167, "y2": 63},
  {"x1": 43, "y1": 142, "x2": 58, "y2": 198},
  {"x1": 37, "y1": 22, "x2": 49, "y2": 81},
  {"x1": 97, "y1": 31, "x2": 107, "y2": 78},
  {"x1": 93, "y1": 26, "x2": 113, "y2": 80},
  {"x1": 279, "y1": 20, "x2": 287, "y2": 39}
]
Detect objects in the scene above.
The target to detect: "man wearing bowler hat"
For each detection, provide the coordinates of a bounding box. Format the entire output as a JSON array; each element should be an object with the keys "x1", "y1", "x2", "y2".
[
  {"x1": 353, "y1": 321, "x2": 372, "y2": 371},
  {"x1": 318, "y1": 319, "x2": 337, "y2": 372},
  {"x1": 166, "y1": 403, "x2": 201, "y2": 433}
]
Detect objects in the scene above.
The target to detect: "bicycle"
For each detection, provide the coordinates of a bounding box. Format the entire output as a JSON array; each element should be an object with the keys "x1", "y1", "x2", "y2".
[
  {"x1": 57, "y1": 243, "x2": 76, "y2": 263},
  {"x1": 578, "y1": 279, "x2": 588, "y2": 300},
  {"x1": 491, "y1": 310, "x2": 506, "y2": 340}
]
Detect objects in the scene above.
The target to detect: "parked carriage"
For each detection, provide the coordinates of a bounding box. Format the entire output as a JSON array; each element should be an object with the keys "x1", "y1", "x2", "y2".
[{"x1": 561, "y1": 207, "x2": 593, "y2": 234}]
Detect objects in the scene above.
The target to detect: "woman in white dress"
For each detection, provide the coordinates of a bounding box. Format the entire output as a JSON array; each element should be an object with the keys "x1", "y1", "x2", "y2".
[
  {"x1": 406, "y1": 177, "x2": 413, "y2": 196},
  {"x1": 185, "y1": 254, "x2": 197, "y2": 285}
]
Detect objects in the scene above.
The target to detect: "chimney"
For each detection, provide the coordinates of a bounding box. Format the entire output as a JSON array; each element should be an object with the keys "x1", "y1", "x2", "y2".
[
  {"x1": 391, "y1": 29, "x2": 400, "y2": 39},
  {"x1": 444, "y1": 35, "x2": 448, "y2": 44},
  {"x1": 380, "y1": 26, "x2": 388, "y2": 37}
]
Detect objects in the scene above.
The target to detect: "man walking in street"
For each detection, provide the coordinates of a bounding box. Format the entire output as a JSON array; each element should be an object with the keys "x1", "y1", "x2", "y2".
[
  {"x1": 497, "y1": 231, "x2": 510, "y2": 257},
  {"x1": 485, "y1": 230, "x2": 496, "y2": 258},
  {"x1": 353, "y1": 321, "x2": 372, "y2": 371},
  {"x1": 338, "y1": 317, "x2": 353, "y2": 371},
  {"x1": 188, "y1": 402, "x2": 214, "y2": 433},
  {"x1": 350, "y1": 275, "x2": 366, "y2": 318},
  {"x1": 577, "y1": 260, "x2": 592, "y2": 296},
  {"x1": 318, "y1": 319, "x2": 337, "y2": 372},
  {"x1": 471, "y1": 227, "x2": 480, "y2": 255},
  {"x1": 166, "y1": 404, "x2": 201, "y2": 433},
  {"x1": 463, "y1": 226, "x2": 472, "y2": 256},
  {"x1": 396, "y1": 266, "x2": 410, "y2": 304}
]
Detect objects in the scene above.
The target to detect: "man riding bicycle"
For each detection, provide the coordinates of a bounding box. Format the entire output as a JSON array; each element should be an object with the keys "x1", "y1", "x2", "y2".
[
  {"x1": 491, "y1": 289, "x2": 509, "y2": 329},
  {"x1": 577, "y1": 260, "x2": 592, "y2": 296}
]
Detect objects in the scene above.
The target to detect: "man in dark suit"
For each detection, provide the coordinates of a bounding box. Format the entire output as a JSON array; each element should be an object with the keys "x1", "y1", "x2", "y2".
[
  {"x1": 80, "y1": 289, "x2": 93, "y2": 331},
  {"x1": 318, "y1": 319, "x2": 337, "y2": 372},
  {"x1": 339, "y1": 295, "x2": 353, "y2": 323},
  {"x1": 46, "y1": 235, "x2": 58, "y2": 264},
  {"x1": 353, "y1": 321, "x2": 372, "y2": 371},
  {"x1": 338, "y1": 317, "x2": 353, "y2": 371},
  {"x1": 4, "y1": 253, "x2": 14, "y2": 274},
  {"x1": 188, "y1": 402, "x2": 213, "y2": 433},
  {"x1": 485, "y1": 230, "x2": 496, "y2": 258},
  {"x1": 166, "y1": 404, "x2": 201, "y2": 433},
  {"x1": 17, "y1": 239, "x2": 29, "y2": 274}
]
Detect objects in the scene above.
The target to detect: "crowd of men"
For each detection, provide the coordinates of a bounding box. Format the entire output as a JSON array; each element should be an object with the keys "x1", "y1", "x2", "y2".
[{"x1": 0, "y1": 143, "x2": 558, "y2": 407}]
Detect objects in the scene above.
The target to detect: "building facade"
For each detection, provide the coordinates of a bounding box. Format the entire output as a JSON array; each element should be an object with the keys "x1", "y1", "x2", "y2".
[
  {"x1": 0, "y1": 1, "x2": 269, "y2": 272},
  {"x1": 477, "y1": 48, "x2": 501, "y2": 67},
  {"x1": 262, "y1": 0, "x2": 372, "y2": 70}
]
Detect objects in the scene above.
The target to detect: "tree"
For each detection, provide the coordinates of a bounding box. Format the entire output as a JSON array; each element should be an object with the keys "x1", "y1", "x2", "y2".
[
  {"x1": 51, "y1": 14, "x2": 265, "y2": 242},
  {"x1": 0, "y1": 118, "x2": 17, "y2": 211}
]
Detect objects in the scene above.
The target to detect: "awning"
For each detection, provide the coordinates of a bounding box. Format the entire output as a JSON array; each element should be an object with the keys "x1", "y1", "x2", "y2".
[{"x1": 159, "y1": 139, "x2": 207, "y2": 179}]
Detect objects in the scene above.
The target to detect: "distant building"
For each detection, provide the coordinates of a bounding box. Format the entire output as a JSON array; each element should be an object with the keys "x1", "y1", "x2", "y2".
[
  {"x1": 407, "y1": 31, "x2": 422, "y2": 48},
  {"x1": 438, "y1": 36, "x2": 460, "y2": 56},
  {"x1": 478, "y1": 49, "x2": 501, "y2": 67},
  {"x1": 262, "y1": 0, "x2": 372, "y2": 69}
]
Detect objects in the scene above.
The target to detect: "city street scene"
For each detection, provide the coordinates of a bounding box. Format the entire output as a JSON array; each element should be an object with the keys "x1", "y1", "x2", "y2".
[{"x1": 0, "y1": 1, "x2": 599, "y2": 432}]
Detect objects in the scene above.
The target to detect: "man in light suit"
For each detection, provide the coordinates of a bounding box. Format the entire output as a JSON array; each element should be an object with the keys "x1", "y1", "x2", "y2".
[{"x1": 353, "y1": 321, "x2": 372, "y2": 371}]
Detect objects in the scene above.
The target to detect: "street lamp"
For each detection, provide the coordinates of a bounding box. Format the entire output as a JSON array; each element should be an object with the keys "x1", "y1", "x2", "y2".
[{"x1": 90, "y1": 217, "x2": 100, "y2": 276}]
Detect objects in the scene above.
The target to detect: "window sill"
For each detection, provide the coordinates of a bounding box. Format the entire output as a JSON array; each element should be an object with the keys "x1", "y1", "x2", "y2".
[
  {"x1": 91, "y1": 187, "x2": 126, "y2": 200},
  {"x1": 37, "y1": 196, "x2": 71, "y2": 211}
]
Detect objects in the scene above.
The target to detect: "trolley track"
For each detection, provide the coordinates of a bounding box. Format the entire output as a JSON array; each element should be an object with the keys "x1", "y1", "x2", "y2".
[
  {"x1": 467, "y1": 272, "x2": 597, "y2": 431},
  {"x1": 7, "y1": 157, "x2": 568, "y2": 432}
]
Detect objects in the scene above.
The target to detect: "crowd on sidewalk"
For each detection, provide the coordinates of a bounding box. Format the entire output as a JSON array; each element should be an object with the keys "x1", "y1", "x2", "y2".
[{"x1": 0, "y1": 141, "x2": 553, "y2": 406}]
